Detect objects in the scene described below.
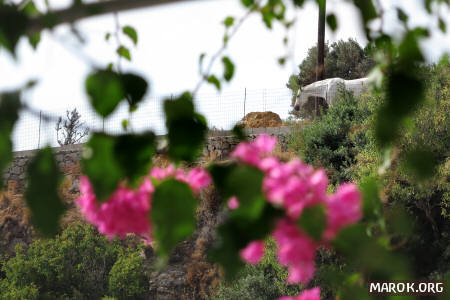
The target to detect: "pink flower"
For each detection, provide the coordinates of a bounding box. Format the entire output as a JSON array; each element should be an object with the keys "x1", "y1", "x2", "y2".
[
  {"x1": 279, "y1": 287, "x2": 321, "y2": 300},
  {"x1": 150, "y1": 164, "x2": 175, "y2": 180},
  {"x1": 227, "y1": 196, "x2": 240, "y2": 209},
  {"x1": 324, "y1": 183, "x2": 362, "y2": 240},
  {"x1": 273, "y1": 219, "x2": 317, "y2": 284},
  {"x1": 231, "y1": 133, "x2": 277, "y2": 167},
  {"x1": 253, "y1": 133, "x2": 277, "y2": 154},
  {"x1": 187, "y1": 167, "x2": 212, "y2": 194},
  {"x1": 240, "y1": 240, "x2": 265, "y2": 264},
  {"x1": 76, "y1": 176, "x2": 153, "y2": 240}
]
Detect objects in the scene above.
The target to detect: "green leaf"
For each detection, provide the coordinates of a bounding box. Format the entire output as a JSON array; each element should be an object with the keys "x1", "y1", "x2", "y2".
[
  {"x1": 120, "y1": 73, "x2": 149, "y2": 107},
  {"x1": 207, "y1": 75, "x2": 221, "y2": 91},
  {"x1": 232, "y1": 124, "x2": 247, "y2": 141},
  {"x1": 27, "y1": 32, "x2": 40, "y2": 49},
  {"x1": 222, "y1": 56, "x2": 235, "y2": 82},
  {"x1": 403, "y1": 148, "x2": 437, "y2": 180},
  {"x1": 0, "y1": 92, "x2": 20, "y2": 177},
  {"x1": 25, "y1": 147, "x2": 66, "y2": 236},
  {"x1": 208, "y1": 204, "x2": 283, "y2": 280},
  {"x1": 164, "y1": 93, "x2": 207, "y2": 162},
  {"x1": 198, "y1": 53, "x2": 206, "y2": 74},
  {"x1": 326, "y1": 13, "x2": 338, "y2": 31},
  {"x1": 240, "y1": 0, "x2": 255, "y2": 8},
  {"x1": 122, "y1": 25, "x2": 138, "y2": 45},
  {"x1": 151, "y1": 179, "x2": 197, "y2": 258},
  {"x1": 209, "y1": 164, "x2": 265, "y2": 220},
  {"x1": 114, "y1": 132, "x2": 156, "y2": 187},
  {"x1": 359, "y1": 176, "x2": 382, "y2": 221},
  {"x1": 396, "y1": 8, "x2": 408, "y2": 23},
  {"x1": 82, "y1": 133, "x2": 122, "y2": 201},
  {"x1": 0, "y1": 4, "x2": 29, "y2": 57},
  {"x1": 85, "y1": 70, "x2": 124, "y2": 118},
  {"x1": 351, "y1": 0, "x2": 378, "y2": 23},
  {"x1": 116, "y1": 45, "x2": 131, "y2": 61},
  {"x1": 438, "y1": 18, "x2": 446, "y2": 33},
  {"x1": 223, "y1": 16, "x2": 235, "y2": 28},
  {"x1": 105, "y1": 32, "x2": 111, "y2": 41},
  {"x1": 297, "y1": 204, "x2": 326, "y2": 241}
]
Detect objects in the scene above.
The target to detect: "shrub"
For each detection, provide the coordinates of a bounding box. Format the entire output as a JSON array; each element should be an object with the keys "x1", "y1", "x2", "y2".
[
  {"x1": 0, "y1": 223, "x2": 147, "y2": 300},
  {"x1": 213, "y1": 239, "x2": 301, "y2": 300},
  {"x1": 108, "y1": 250, "x2": 149, "y2": 300}
]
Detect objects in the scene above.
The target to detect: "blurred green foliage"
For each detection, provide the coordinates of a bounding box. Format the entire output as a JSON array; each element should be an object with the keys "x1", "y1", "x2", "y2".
[{"x1": 0, "y1": 223, "x2": 148, "y2": 300}]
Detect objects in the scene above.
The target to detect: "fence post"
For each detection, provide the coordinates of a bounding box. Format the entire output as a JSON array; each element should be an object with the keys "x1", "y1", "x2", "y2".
[
  {"x1": 243, "y1": 87, "x2": 246, "y2": 118},
  {"x1": 37, "y1": 110, "x2": 42, "y2": 149}
]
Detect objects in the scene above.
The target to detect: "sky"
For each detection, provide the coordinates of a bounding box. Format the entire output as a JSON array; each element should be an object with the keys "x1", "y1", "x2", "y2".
[{"x1": 1, "y1": 0, "x2": 449, "y2": 150}]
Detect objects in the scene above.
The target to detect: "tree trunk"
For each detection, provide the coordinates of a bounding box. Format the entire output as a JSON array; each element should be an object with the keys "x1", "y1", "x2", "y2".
[{"x1": 316, "y1": 0, "x2": 326, "y2": 118}]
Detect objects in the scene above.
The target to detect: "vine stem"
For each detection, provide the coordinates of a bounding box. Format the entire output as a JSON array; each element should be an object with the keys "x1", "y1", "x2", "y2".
[
  {"x1": 192, "y1": 5, "x2": 255, "y2": 96},
  {"x1": 27, "y1": 0, "x2": 198, "y2": 34}
]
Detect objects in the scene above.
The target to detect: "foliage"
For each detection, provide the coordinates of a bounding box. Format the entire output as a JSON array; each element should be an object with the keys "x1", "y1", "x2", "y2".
[
  {"x1": 294, "y1": 38, "x2": 375, "y2": 88},
  {"x1": 0, "y1": 223, "x2": 147, "y2": 300},
  {"x1": 55, "y1": 108, "x2": 89, "y2": 146},
  {"x1": 213, "y1": 239, "x2": 302, "y2": 300},
  {"x1": 108, "y1": 251, "x2": 148, "y2": 300},
  {"x1": 290, "y1": 87, "x2": 371, "y2": 185}
]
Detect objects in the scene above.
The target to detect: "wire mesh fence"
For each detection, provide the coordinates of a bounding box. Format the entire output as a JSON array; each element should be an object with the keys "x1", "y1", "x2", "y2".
[{"x1": 12, "y1": 87, "x2": 294, "y2": 151}]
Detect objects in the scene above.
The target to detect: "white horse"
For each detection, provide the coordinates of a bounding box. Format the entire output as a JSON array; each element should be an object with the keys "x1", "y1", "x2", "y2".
[{"x1": 293, "y1": 77, "x2": 370, "y2": 111}]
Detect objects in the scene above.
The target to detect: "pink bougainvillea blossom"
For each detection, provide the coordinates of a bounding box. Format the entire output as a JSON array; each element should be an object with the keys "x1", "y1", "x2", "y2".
[
  {"x1": 231, "y1": 133, "x2": 277, "y2": 167},
  {"x1": 272, "y1": 218, "x2": 317, "y2": 284},
  {"x1": 150, "y1": 164, "x2": 175, "y2": 180},
  {"x1": 77, "y1": 176, "x2": 153, "y2": 240},
  {"x1": 324, "y1": 183, "x2": 362, "y2": 240},
  {"x1": 227, "y1": 196, "x2": 240, "y2": 210},
  {"x1": 279, "y1": 287, "x2": 321, "y2": 300},
  {"x1": 187, "y1": 167, "x2": 212, "y2": 194},
  {"x1": 240, "y1": 240, "x2": 265, "y2": 264}
]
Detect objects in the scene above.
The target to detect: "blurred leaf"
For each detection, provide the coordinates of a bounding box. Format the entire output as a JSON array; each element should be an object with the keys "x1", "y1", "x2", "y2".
[
  {"x1": 351, "y1": 0, "x2": 378, "y2": 23},
  {"x1": 208, "y1": 203, "x2": 283, "y2": 280},
  {"x1": 326, "y1": 13, "x2": 338, "y2": 31},
  {"x1": 85, "y1": 70, "x2": 124, "y2": 118},
  {"x1": 151, "y1": 179, "x2": 197, "y2": 258},
  {"x1": 359, "y1": 176, "x2": 382, "y2": 221},
  {"x1": 82, "y1": 133, "x2": 122, "y2": 201},
  {"x1": 22, "y1": 1, "x2": 40, "y2": 17},
  {"x1": 105, "y1": 32, "x2": 111, "y2": 41},
  {"x1": 0, "y1": 92, "x2": 20, "y2": 177},
  {"x1": 396, "y1": 8, "x2": 408, "y2": 23},
  {"x1": 120, "y1": 73, "x2": 148, "y2": 107},
  {"x1": 198, "y1": 52, "x2": 206, "y2": 74},
  {"x1": 278, "y1": 57, "x2": 286, "y2": 65},
  {"x1": 116, "y1": 45, "x2": 131, "y2": 61},
  {"x1": 297, "y1": 204, "x2": 326, "y2": 241},
  {"x1": 293, "y1": 0, "x2": 307, "y2": 7},
  {"x1": 232, "y1": 124, "x2": 247, "y2": 141},
  {"x1": 438, "y1": 18, "x2": 446, "y2": 33},
  {"x1": 240, "y1": 0, "x2": 255, "y2": 8},
  {"x1": 209, "y1": 164, "x2": 266, "y2": 220},
  {"x1": 207, "y1": 75, "x2": 221, "y2": 90},
  {"x1": 403, "y1": 148, "x2": 437, "y2": 180},
  {"x1": 164, "y1": 92, "x2": 207, "y2": 162},
  {"x1": 28, "y1": 32, "x2": 40, "y2": 49},
  {"x1": 0, "y1": 4, "x2": 29, "y2": 57},
  {"x1": 223, "y1": 16, "x2": 234, "y2": 28},
  {"x1": 385, "y1": 204, "x2": 413, "y2": 237},
  {"x1": 222, "y1": 56, "x2": 235, "y2": 82},
  {"x1": 25, "y1": 147, "x2": 66, "y2": 236},
  {"x1": 114, "y1": 132, "x2": 156, "y2": 187},
  {"x1": 122, "y1": 25, "x2": 138, "y2": 45}
]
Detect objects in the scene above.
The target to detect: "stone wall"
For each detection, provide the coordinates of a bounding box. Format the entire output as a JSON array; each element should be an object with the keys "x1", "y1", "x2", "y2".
[{"x1": 3, "y1": 127, "x2": 296, "y2": 190}]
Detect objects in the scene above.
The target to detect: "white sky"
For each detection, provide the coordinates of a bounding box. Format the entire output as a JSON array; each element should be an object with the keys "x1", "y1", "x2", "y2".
[{"x1": 0, "y1": 0, "x2": 449, "y2": 150}]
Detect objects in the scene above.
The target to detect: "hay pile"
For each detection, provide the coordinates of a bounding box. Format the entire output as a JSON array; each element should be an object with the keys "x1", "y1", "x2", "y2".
[{"x1": 238, "y1": 111, "x2": 283, "y2": 128}]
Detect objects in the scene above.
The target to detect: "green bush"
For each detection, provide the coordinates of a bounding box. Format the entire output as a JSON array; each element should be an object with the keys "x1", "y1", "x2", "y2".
[
  {"x1": 213, "y1": 239, "x2": 301, "y2": 300},
  {"x1": 108, "y1": 250, "x2": 149, "y2": 300},
  {"x1": 0, "y1": 223, "x2": 148, "y2": 300},
  {"x1": 290, "y1": 87, "x2": 372, "y2": 185}
]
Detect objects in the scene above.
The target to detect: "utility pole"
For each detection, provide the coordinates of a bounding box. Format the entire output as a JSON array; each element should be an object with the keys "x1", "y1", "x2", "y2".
[{"x1": 316, "y1": 0, "x2": 326, "y2": 118}]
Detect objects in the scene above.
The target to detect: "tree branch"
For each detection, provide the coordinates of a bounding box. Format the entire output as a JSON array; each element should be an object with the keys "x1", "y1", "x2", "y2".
[{"x1": 27, "y1": 0, "x2": 198, "y2": 34}]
